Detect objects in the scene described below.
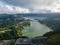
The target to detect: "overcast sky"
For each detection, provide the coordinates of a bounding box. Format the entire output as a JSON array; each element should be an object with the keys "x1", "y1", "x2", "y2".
[{"x1": 0, "y1": 0, "x2": 60, "y2": 14}]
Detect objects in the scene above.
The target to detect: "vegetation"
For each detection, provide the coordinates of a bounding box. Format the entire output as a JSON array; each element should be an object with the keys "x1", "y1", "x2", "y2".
[
  {"x1": 8, "y1": 40, "x2": 16, "y2": 45},
  {"x1": 0, "y1": 14, "x2": 60, "y2": 45},
  {"x1": 0, "y1": 18, "x2": 30, "y2": 40},
  {"x1": 43, "y1": 30, "x2": 60, "y2": 45}
]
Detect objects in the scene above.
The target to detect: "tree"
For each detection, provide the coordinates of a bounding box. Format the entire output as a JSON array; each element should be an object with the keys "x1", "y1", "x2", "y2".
[
  {"x1": 44, "y1": 30, "x2": 60, "y2": 45},
  {"x1": 44, "y1": 34, "x2": 60, "y2": 45},
  {"x1": 13, "y1": 21, "x2": 30, "y2": 37},
  {"x1": 13, "y1": 23, "x2": 24, "y2": 37},
  {"x1": 0, "y1": 19, "x2": 30, "y2": 39}
]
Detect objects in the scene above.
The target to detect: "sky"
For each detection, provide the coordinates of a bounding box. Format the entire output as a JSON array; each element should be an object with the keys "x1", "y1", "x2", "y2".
[{"x1": 0, "y1": 0, "x2": 60, "y2": 14}]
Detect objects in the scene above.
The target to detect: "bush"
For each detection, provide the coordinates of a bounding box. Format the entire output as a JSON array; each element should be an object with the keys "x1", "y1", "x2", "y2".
[{"x1": 44, "y1": 33, "x2": 60, "y2": 45}]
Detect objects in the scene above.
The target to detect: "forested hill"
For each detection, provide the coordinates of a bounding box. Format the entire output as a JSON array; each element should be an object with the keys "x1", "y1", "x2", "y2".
[
  {"x1": 39, "y1": 14, "x2": 60, "y2": 30},
  {"x1": 0, "y1": 13, "x2": 59, "y2": 17}
]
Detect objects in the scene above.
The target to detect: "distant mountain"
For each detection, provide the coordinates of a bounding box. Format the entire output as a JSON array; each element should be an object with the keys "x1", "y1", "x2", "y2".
[
  {"x1": 39, "y1": 14, "x2": 60, "y2": 30},
  {"x1": 0, "y1": 13, "x2": 60, "y2": 17}
]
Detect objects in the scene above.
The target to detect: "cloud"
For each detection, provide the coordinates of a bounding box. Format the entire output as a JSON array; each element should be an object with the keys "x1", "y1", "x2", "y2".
[
  {"x1": 0, "y1": 1, "x2": 30, "y2": 14},
  {"x1": 0, "y1": 0, "x2": 60, "y2": 13}
]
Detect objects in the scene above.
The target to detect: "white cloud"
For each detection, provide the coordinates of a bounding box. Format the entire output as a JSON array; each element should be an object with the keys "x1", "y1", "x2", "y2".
[
  {"x1": 27, "y1": 0, "x2": 60, "y2": 13},
  {"x1": 0, "y1": 1, "x2": 30, "y2": 14},
  {"x1": 0, "y1": 0, "x2": 60, "y2": 13}
]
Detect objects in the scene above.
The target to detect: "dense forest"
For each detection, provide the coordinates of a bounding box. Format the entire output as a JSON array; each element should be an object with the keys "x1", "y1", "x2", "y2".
[
  {"x1": 0, "y1": 17, "x2": 30, "y2": 40},
  {"x1": 43, "y1": 30, "x2": 60, "y2": 45}
]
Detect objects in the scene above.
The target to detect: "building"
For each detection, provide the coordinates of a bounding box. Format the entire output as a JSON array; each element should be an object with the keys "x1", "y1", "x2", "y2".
[
  {"x1": 15, "y1": 37, "x2": 48, "y2": 45},
  {"x1": 32, "y1": 37, "x2": 48, "y2": 45},
  {"x1": 15, "y1": 38, "x2": 32, "y2": 45},
  {"x1": 0, "y1": 41, "x2": 3, "y2": 45}
]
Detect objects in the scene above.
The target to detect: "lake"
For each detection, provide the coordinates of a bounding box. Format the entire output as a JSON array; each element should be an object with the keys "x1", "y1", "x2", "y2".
[{"x1": 24, "y1": 18, "x2": 52, "y2": 38}]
